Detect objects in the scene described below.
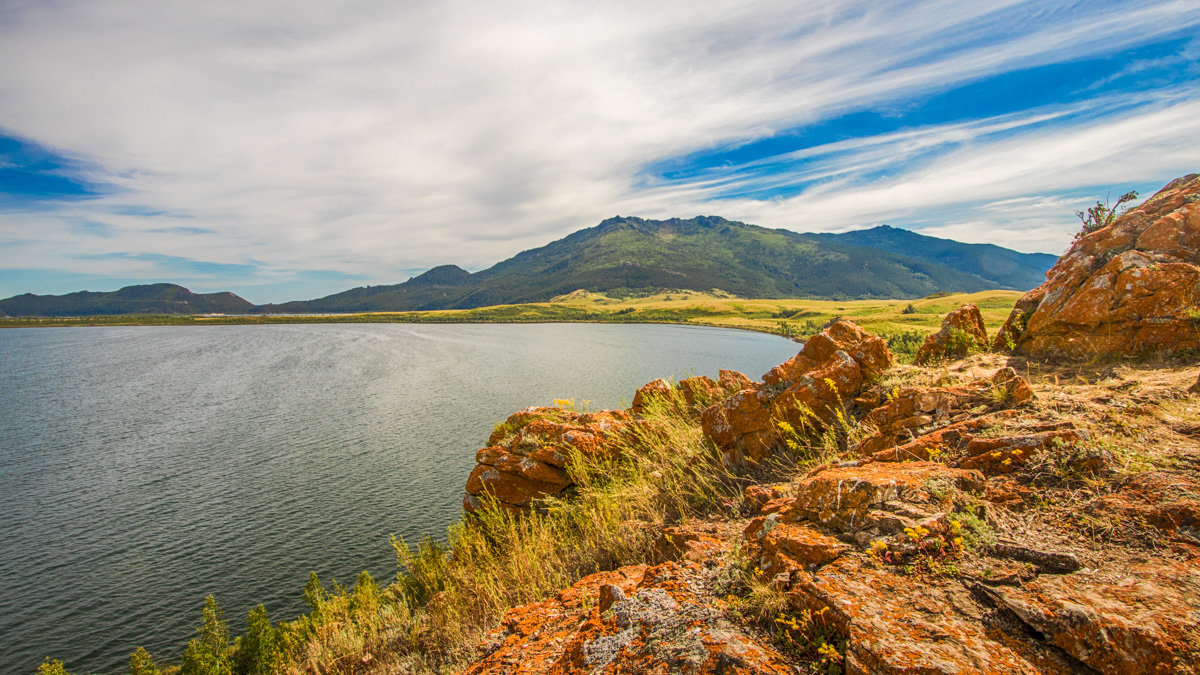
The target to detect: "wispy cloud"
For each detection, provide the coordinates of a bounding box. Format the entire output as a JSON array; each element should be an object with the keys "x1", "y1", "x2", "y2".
[{"x1": 0, "y1": 0, "x2": 1198, "y2": 300}]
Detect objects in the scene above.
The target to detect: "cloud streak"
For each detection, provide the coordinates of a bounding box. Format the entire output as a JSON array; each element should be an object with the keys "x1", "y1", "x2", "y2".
[{"x1": 0, "y1": 0, "x2": 1198, "y2": 301}]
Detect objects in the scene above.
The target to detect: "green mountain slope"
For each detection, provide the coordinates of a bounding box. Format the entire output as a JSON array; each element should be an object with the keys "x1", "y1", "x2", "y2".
[
  {"x1": 810, "y1": 225, "x2": 1057, "y2": 291},
  {"x1": 0, "y1": 283, "x2": 255, "y2": 317},
  {"x1": 2, "y1": 218, "x2": 1058, "y2": 316},
  {"x1": 265, "y1": 216, "x2": 1055, "y2": 312}
]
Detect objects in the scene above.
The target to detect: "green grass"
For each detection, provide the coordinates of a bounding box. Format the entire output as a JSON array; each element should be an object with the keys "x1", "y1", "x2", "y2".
[{"x1": 1, "y1": 290, "x2": 1022, "y2": 364}]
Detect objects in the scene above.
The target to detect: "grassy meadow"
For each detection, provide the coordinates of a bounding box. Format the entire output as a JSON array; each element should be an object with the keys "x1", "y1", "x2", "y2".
[{"x1": 0, "y1": 290, "x2": 1022, "y2": 363}]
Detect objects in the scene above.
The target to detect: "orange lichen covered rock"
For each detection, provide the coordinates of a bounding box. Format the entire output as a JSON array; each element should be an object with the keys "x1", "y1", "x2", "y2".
[
  {"x1": 700, "y1": 386, "x2": 776, "y2": 465},
  {"x1": 1088, "y1": 471, "x2": 1200, "y2": 540},
  {"x1": 788, "y1": 557, "x2": 1082, "y2": 674},
  {"x1": 984, "y1": 559, "x2": 1200, "y2": 673},
  {"x1": 743, "y1": 484, "x2": 787, "y2": 513},
  {"x1": 855, "y1": 367, "x2": 1033, "y2": 457},
  {"x1": 866, "y1": 412, "x2": 1020, "y2": 463},
  {"x1": 763, "y1": 319, "x2": 892, "y2": 386},
  {"x1": 461, "y1": 561, "x2": 794, "y2": 675},
  {"x1": 748, "y1": 521, "x2": 850, "y2": 575},
  {"x1": 677, "y1": 375, "x2": 720, "y2": 407},
  {"x1": 465, "y1": 407, "x2": 630, "y2": 514},
  {"x1": 785, "y1": 461, "x2": 984, "y2": 533},
  {"x1": 959, "y1": 429, "x2": 1088, "y2": 475},
  {"x1": 913, "y1": 303, "x2": 988, "y2": 365},
  {"x1": 996, "y1": 174, "x2": 1200, "y2": 358},
  {"x1": 702, "y1": 320, "x2": 893, "y2": 465},
  {"x1": 717, "y1": 369, "x2": 753, "y2": 392},
  {"x1": 630, "y1": 379, "x2": 673, "y2": 415},
  {"x1": 651, "y1": 525, "x2": 725, "y2": 564}
]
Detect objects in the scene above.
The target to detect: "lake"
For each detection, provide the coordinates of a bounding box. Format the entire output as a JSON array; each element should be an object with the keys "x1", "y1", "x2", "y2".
[{"x1": 0, "y1": 323, "x2": 799, "y2": 675}]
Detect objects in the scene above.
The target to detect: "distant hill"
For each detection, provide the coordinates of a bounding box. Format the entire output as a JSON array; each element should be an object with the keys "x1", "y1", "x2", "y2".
[
  {"x1": 261, "y1": 216, "x2": 1056, "y2": 313},
  {"x1": 1, "y1": 218, "x2": 1058, "y2": 317},
  {"x1": 0, "y1": 283, "x2": 255, "y2": 317},
  {"x1": 810, "y1": 225, "x2": 1057, "y2": 292}
]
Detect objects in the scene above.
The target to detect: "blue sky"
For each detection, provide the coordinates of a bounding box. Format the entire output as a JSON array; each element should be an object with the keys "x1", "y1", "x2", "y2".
[{"x1": 1, "y1": 0, "x2": 1199, "y2": 303}]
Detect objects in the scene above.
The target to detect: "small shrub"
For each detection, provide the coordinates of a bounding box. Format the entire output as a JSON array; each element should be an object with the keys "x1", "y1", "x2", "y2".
[
  {"x1": 901, "y1": 303, "x2": 917, "y2": 315},
  {"x1": 944, "y1": 328, "x2": 979, "y2": 356},
  {"x1": 36, "y1": 660, "x2": 70, "y2": 675},
  {"x1": 129, "y1": 647, "x2": 160, "y2": 675},
  {"x1": 1074, "y1": 190, "x2": 1138, "y2": 241},
  {"x1": 179, "y1": 595, "x2": 232, "y2": 675},
  {"x1": 884, "y1": 330, "x2": 928, "y2": 364}
]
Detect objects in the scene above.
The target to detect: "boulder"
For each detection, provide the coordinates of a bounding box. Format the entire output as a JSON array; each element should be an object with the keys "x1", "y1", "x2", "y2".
[
  {"x1": 464, "y1": 407, "x2": 630, "y2": 514},
  {"x1": 677, "y1": 375, "x2": 720, "y2": 407},
  {"x1": 913, "y1": 303, "x2": 988, "y2": 364},
  {"x1": 702, "y1": 320, "x2": 893, "y2": 465},
  {"x1": 996, "y1": 174, "x2": 1200, "y2": 358},
  {"x1": 749, "y1": 522, "x2": 850, "y2": 576},
  {"x1": 700, "y1": 386, "x2": 776, "y2": 465},
  {"x1": 630, "y1": 378, "x2": 673, "y2": 415},
  {"x1": 717, "y1": 369, "x2": 754, "y2": 392}
]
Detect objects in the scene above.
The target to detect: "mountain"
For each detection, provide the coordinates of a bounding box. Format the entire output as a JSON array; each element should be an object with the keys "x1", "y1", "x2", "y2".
[
  {"x1": 810, "y1": 225, "x2": 1058, "y2": 292},
  {"x1": 257, "y1": 265, "x2": 476, "y2": 314},
  {"x1": 0, "y1": 283, "x2": 255, "y2": 317},
  {"x1": 262, "y1": 216, "x2": 1055, "y2": 313},
  {"x1": 1, "y1": 218, "x2": 1058, "y2": 317}
]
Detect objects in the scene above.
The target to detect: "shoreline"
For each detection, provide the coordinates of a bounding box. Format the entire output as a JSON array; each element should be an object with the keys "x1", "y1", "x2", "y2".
[{"x1": 0, "y1": 290, "x2": 1024, "y2": 345}]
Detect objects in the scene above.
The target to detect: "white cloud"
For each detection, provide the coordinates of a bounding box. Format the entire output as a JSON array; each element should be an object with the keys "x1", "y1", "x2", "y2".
[{"x1": 0, "y1": 0, "x2": 1198, "y2": 299}]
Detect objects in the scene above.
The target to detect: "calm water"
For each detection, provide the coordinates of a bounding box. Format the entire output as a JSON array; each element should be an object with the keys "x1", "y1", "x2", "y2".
[{"x1": 0, "y1": 323, "x2": 799, "y2": 675}]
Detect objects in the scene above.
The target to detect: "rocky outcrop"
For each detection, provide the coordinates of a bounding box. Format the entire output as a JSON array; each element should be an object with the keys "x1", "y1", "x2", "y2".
[
  {"x1": 458, "y1": 354, "x2": 1200, "y2": 674},
  {"x1": 854, "y1": 367, "x2": 1035, "y2": 457},
  {"x1": 979, "y1": 560, "x2": 1200, "y2": 674},
  {"x1": 463, "y1": 558, "x2": 795, "y2": 674},
  {"x1": 631, "y1": 375, "x2": 723, "y2": 416},
  {"x1": 996, "y1": 174, "x2": 1200, "y2": 358},
  {"x1": 701, "y1": 320, "x2": 893, "y2": 465},
  {"x1": 630, "y1": 379, "x2": 672, "y2": 415},
  {"x1": 913, "y1": 303, "x2": 988, "y2": 364},
  {"x1": 463, "y1": 407, "x2": 631, "y2": 514}
]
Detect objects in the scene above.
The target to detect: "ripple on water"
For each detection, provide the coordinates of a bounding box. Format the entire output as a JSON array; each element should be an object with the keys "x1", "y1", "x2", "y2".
[{"x1": 0, "y1": 323, "x2": 799, "y2": 675}]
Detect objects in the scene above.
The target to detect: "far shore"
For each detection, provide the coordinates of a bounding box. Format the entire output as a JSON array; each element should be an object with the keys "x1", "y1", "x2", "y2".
[{"x1": 0, "y1": 289, "x2": 1022, "y2": 352}]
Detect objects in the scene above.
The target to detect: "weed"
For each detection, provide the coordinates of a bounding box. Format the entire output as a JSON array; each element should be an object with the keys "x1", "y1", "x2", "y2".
[{"x1": 1073, "y1": 190, "x2": 1139, "y2": 241}]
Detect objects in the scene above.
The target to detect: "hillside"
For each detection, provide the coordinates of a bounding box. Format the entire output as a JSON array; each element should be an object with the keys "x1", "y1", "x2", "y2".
[
  {"x1": 812, "y1": 224, "x2": 1058, "y2": 291},
  {"x1": 262, "y1": 217, "x2": 1054, "y2": 313},
  {"x1": 0, "y1": 283, "x2": 255, "y2": 317},
  {"x1": 1, "y1": 219, "x2": 1055, "y2": 318}
]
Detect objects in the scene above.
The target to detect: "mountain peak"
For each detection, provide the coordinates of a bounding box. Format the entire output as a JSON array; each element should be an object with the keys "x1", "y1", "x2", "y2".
[{"x1": 408, "y1": 264, "x2": 472, "y2": 286}]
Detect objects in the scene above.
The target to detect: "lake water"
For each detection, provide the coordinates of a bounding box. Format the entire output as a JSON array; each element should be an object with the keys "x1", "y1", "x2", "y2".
[{"x1": 0, "y1": 323, "x2": 799, "y2": 675}]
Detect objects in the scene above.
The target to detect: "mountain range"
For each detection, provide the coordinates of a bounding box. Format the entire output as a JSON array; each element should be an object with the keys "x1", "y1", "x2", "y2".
[
  {"x1": 0, "y1": 217, "x2": 1057, "y2": 316},
  {"x1": 0, "y1": 283, "x2": 255, "y2": 317}
]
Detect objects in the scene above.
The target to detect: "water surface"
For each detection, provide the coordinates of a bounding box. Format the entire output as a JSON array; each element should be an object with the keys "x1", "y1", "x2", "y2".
[{"x1": 0, "y1": 323, "x2": 799, "y2": 674}]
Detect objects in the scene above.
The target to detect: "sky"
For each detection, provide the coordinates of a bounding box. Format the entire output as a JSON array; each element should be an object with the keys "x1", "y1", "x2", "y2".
[{"x1": 1, "y1": 0, "x2": 1199, "y2": 304}]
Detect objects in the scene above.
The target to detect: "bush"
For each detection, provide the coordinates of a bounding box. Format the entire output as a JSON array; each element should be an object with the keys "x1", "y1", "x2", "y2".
[{"x1": 1074, "y1": 190, "x2": 1138, "y2": 241}]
